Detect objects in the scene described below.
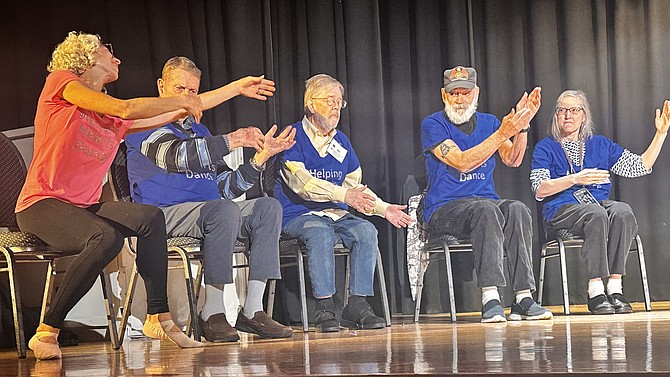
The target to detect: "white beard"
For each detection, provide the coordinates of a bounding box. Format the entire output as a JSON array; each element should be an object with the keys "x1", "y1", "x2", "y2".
[{"x1": 444, "y1": 93, "x2": 479, "y2": 125}]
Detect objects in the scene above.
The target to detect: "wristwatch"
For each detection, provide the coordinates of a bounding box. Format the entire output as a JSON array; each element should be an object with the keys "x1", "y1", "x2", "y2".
[
  {"x1": 249, "y1": 157, "x2": 266, "y2": 171},
  {"x1": 519, "y1": 127, "x2": 530, "y2": 133}
]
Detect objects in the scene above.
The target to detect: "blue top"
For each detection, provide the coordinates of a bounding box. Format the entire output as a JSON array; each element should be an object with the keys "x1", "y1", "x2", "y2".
[
  {"x1": 274, "y1": 121, "x2": 361, "y2": 227},
  {"x1": 421, "y1": 111, "x2": 501, "y2": 223},
  {"x1": 531, "y1": 135, "x2": 625, "y2": 222},
  {"x1": 125, "y1": 121, "x2": 259, "y2": 207}
]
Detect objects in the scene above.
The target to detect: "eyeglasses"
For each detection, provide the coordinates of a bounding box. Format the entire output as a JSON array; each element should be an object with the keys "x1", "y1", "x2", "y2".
[
  {"x1": 556, "y1": 107, "x2": 583, "y2": 115},
  {"x1": 102, "y1": 43, "x2": 114, "y2": 57},
  {"x1": 312, "y1": 97, "x2": 347, "y2": 108},
  {"x1": 446, "y1": 90, "x2": 474, "y2": 98}
]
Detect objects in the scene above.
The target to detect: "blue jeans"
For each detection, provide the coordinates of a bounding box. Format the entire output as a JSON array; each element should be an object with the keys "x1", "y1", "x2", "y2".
[{"x1": 283, "y1": 213, "x2": 379, "y2": 298}]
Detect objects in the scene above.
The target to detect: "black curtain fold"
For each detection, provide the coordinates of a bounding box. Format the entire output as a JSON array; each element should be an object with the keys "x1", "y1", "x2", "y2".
[{"x1": 2, "y1": 0, "x2": 670, "y2": 315}]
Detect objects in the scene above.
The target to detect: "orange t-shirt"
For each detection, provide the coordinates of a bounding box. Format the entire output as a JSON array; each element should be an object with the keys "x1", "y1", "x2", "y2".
[{"x1": 15, "y1": 70, "x2": 133, "y2": 212}]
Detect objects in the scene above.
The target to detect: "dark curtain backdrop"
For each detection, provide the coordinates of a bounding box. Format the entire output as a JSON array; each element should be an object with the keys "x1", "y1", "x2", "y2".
[{"x1": 2, "y1": 0, "x2": 670, "y2": 315}]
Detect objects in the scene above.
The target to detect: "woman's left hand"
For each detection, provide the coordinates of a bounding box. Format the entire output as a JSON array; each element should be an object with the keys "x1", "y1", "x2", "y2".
[
  {"x1": 238, "y1": 75, "x2": 276, "y2": 100},
  {"x1": 655, "y1": 99, "x2": 670, "y2": 134}
]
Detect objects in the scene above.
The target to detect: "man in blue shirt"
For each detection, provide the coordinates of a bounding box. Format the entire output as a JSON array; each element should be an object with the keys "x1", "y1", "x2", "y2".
[
  {"x1": 274, "y1": 74, "x2": 413, "y2": 332},
  {"x1": 421, "y1": 66, "x2": 551, "y2": 323},
  {"x1": 126, "y1": 57, "x2": 296, "y2": 341}
]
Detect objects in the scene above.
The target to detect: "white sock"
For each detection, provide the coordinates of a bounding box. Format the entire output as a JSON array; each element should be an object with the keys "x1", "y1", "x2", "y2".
[
  {"x1": 481, "y1": 286, "x2": 500, "y2": 306},
  {"x1": 515, "y1": 289, "x2": 533, "y2": 304},
  {"x1": 201, "y1": 284, "x2": 225, "y2": 321},
  {"x1": 243, "y1": 280, "x2": 267, "y2": 318},
  {"x1": 587, "y1": 279, "x2": 606, "y2": 299},
  {"x1": 607, "y1": 277, "x2": 623, "y2": 295}
]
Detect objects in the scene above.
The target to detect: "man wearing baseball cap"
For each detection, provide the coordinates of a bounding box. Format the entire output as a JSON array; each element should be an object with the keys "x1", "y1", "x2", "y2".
[{"x1": 419, "y1": 66, "x2": 552, "y2": 323}]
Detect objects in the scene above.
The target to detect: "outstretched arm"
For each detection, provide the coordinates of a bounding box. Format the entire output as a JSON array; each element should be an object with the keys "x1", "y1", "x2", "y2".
[{"x1": 199, "y1": 75, "x2": 276, "y2": 110}]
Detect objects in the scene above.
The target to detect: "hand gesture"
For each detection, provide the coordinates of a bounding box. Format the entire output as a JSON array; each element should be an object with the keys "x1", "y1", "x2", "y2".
[
  {"x1": 227, "y1": 126, "x2": 265, "y2": 151},
  {"x1": 655, "y1": 100, "x2": 670, "y2": 135},
  {"x1": 237, "y1": 75, "x2": 276, "y2": 100},
  {"x1": 344, "y1": 186, "x2": 376, "y2": 213},
  {"x1": 498, "y1": 107, "x2": 531, "y2": 139},
  {"x1": 384, "y1": 205, "x2": 414, "y2": 228},
  {"x1": 254, "y1": 125, "x2": 297, "y2": 164},
  {"x1": 570, "y1": 168, "x2": 610, "y2": 186},
  {"x1": 181, "y1": 94, "x2": 203, "y2": 123}
]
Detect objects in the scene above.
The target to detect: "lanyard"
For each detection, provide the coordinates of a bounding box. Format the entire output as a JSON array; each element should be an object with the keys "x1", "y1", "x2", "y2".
[{"x1": 559, "y1": 141, "x2": 584, "y2": 174}]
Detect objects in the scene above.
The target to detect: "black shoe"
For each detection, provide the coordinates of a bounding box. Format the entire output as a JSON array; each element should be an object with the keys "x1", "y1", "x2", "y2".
[
  {"x1": 199, "y1": 313, "x2": 240, "y2": 342},
  {"x1": 235, "y1": 311, "x2": 293, "y2": 339},
  {"x1": 608, "y1": 293, "x2": 633, "y2": 314},
  {"x1": 314, "y1": 298, "x2": 340, "y2": 333},
  {"x1": 587, "y1": 294, "x2": 616, "y2": 315},
  {"x1": 341, "y1": 297, "x2": 386, "y2": 330}
]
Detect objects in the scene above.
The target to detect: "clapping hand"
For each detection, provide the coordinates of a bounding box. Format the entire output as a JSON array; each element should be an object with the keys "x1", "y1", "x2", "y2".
[{"x1": 499, "y1": 107, "x2": 531, "y2": 139}]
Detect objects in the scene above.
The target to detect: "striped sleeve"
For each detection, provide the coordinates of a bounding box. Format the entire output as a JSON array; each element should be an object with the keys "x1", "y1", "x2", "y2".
[
  {"x1": 216, "y1": 163, "x2": 261, "y2": 199},
  {"x1": 138, "y1": 126, "x2": 231, "y2": 173}
]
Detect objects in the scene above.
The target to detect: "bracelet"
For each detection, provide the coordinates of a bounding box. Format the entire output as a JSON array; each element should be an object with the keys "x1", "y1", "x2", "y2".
[
  {"x1": 519, "y1": 127, "x2": 530, "y2": 133},
  {"x1": 249, "y1": 157, "x2": 266, "y2": 171}
]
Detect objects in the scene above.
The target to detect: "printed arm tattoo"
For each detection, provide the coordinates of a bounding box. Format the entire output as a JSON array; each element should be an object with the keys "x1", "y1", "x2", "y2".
[{"x1": 438, "y1": 142, "x2": 454, "y2": 158}]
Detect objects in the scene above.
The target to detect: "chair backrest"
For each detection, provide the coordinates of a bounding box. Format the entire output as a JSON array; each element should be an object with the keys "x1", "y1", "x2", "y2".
[
  {"x1": 107, "y1": 142, "x2": 132, "y2": 203},
  {"x1": 0, "y1": 133, "x2": 28, "y2": 229}
]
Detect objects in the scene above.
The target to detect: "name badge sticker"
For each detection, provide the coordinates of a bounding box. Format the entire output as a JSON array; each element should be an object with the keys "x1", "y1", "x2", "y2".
[{"x1": 327, "y1": 139, "x2": 348, "y2": 163}]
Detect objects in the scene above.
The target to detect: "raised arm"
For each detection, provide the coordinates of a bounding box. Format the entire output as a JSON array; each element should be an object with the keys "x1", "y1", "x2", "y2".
[
  {"x1": 432, "y1": 107, "x2": 531, "y2": 172},
  {"x1": 498, "y1": 87, "x2": 541, "y2": 166},
  {"x1": 641, "y1": 100, "x2": 670, "y2": 169}
]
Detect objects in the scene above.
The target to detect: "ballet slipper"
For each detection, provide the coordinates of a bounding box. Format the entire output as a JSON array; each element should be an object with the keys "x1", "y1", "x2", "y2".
[
  {"x1": 28, "y1": 331, "x2": 61, "y2": 360},
  {"x1": 143, "y1": 319, "x2": 203, "y2": 348}
]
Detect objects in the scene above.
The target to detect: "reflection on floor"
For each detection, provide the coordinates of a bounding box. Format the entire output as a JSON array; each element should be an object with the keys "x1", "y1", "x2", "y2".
[{"x1": 2, "y1": 309, "x2": 670, "y2": 376}]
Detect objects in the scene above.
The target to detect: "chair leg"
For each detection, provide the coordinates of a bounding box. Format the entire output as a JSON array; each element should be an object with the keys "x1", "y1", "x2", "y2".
[
  {"x1": 443, "y1": 242, "x2": 457, "y2": 323},
  {"x1": 99, "y1": 271, "x2": 120, "y2": 350},
  {"x1": 296, "y1": 247, "x2": 309, "y2": 332},
  {"x1": 558, "y1": 239, "x2": 570, "y2": 315},
  {"x1": 173, "y1": 247, "x2": 201, "y2": 341},
  {"x1": 2, "y1": 248, "x2": 26, "y2": 358},
  {"x1": 375, "y1": 249, "x2": 391, "y2": 326},
  {"x1": 635, "y1": 235, "x2": 652, "y2": 311},
  {"x1": 343, "y1": 253, "x2": 350, "y2": 307},
  {"x1": 414, "y1": 251, "x2": 427, "y2": 323},
  {"x1": 39, "y1": 262, "x2": 54, "y2": 324},
  {"x1": 186, "y1": 261, "x2": 204, "y2": 337},
  {"x1": 118, "y1": 262, "x2": 138, "y2": 343},
  {"x1": 538, "y1": 245, "x2": 548, "y2": 305},
  {"x1": 266, "y1": 280, "x2": 277, "y2": 317}
]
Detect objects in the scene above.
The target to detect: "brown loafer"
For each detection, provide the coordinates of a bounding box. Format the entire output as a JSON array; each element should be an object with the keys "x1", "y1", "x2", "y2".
[
  {"x1": 198, "y1": 313, "x2": 240, "y2": 342},
  {"x1": 235, "y1": 311, "x2": 293, "y2": 339}
]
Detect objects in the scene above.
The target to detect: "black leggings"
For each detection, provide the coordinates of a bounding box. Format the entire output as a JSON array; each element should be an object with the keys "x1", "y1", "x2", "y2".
[{"x1": 16, "y1": 198, "x2": 169, "y2": 328}]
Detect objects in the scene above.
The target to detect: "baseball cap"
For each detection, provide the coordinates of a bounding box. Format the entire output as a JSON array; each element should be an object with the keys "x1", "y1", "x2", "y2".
[{"x1": 443, "y1": 66, "x2": 477, "y2": 92}]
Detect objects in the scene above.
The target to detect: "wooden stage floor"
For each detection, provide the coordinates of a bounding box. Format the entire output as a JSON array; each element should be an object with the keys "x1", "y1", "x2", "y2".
[{"x1": 3, "y1": 306, "x2": 670, "y2": 376}]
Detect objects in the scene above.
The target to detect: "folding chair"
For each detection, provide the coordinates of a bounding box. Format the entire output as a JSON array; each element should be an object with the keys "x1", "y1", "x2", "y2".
[
  {"x1": 536, "y1": 202, "x2": 652, "y2": 314},
  {"x1": 266, "y1": 237, "x2": 391, "y2": 332},
  {"x1": 0, "y1": 132, "x2": 120, "y2": 358},
  {"x1": 108, "y1": 142, "x2": 249, "y2": 341}
]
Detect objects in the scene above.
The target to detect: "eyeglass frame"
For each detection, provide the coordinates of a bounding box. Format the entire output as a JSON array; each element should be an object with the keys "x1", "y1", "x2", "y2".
[
  {"x1": 93, "y1": 34, "x2": 114, "y2": 56},
  {"x1": 556, "y1": 106, "x2": 583, "y2": 116},
  {"x1": 311, "y1": 96, "x2": 347, "y2": 108}
]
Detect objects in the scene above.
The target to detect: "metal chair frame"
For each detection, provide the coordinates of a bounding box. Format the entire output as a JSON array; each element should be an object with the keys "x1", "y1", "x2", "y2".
[
  {"x1": 0, "y1": 132, "x2": 119, "y2": 358},
  {"x1": 413, "y1": 234, "x2": 474, "y2": 323},
  {"x1": 266, "y1": 237, "x2": 391, "y2": 332}
]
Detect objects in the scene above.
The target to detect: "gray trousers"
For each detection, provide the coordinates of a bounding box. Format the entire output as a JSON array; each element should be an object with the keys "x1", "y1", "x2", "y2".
[
  {"x1": 547, "y1": 200, "x2": 638, "y2": 278},
  {"x1": 427, "y1": 197, "x2": 536, "y2": 292},
  {"x1": 161, "y1": 197, "x2": 282, "y2": 284}
]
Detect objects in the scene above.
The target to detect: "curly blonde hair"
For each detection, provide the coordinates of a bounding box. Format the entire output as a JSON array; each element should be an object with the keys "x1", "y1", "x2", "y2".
[{"x1": 47, "y1": 32, "x2": 102, "y2": 75}]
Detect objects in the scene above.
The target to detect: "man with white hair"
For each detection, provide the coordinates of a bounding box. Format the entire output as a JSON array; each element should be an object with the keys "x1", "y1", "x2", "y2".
[
  {"x1": 275, "y1": 74, "x2": 413, "y2": 332},
  {"x1": 420, "y1": 66, "x2": 552, "y2": 323}
]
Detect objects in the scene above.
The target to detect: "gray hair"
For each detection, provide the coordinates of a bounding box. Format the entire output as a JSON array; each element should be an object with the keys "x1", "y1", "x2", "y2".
[
  {"x1": 303, "y1": 74, "x2": 344, "y2": 116},
  {"x1": 161, "y1": 56, "x2": 202, "y2": 80},
  {"x1": 550, "y1": 89, "x2": 594, "y2": 142}
]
